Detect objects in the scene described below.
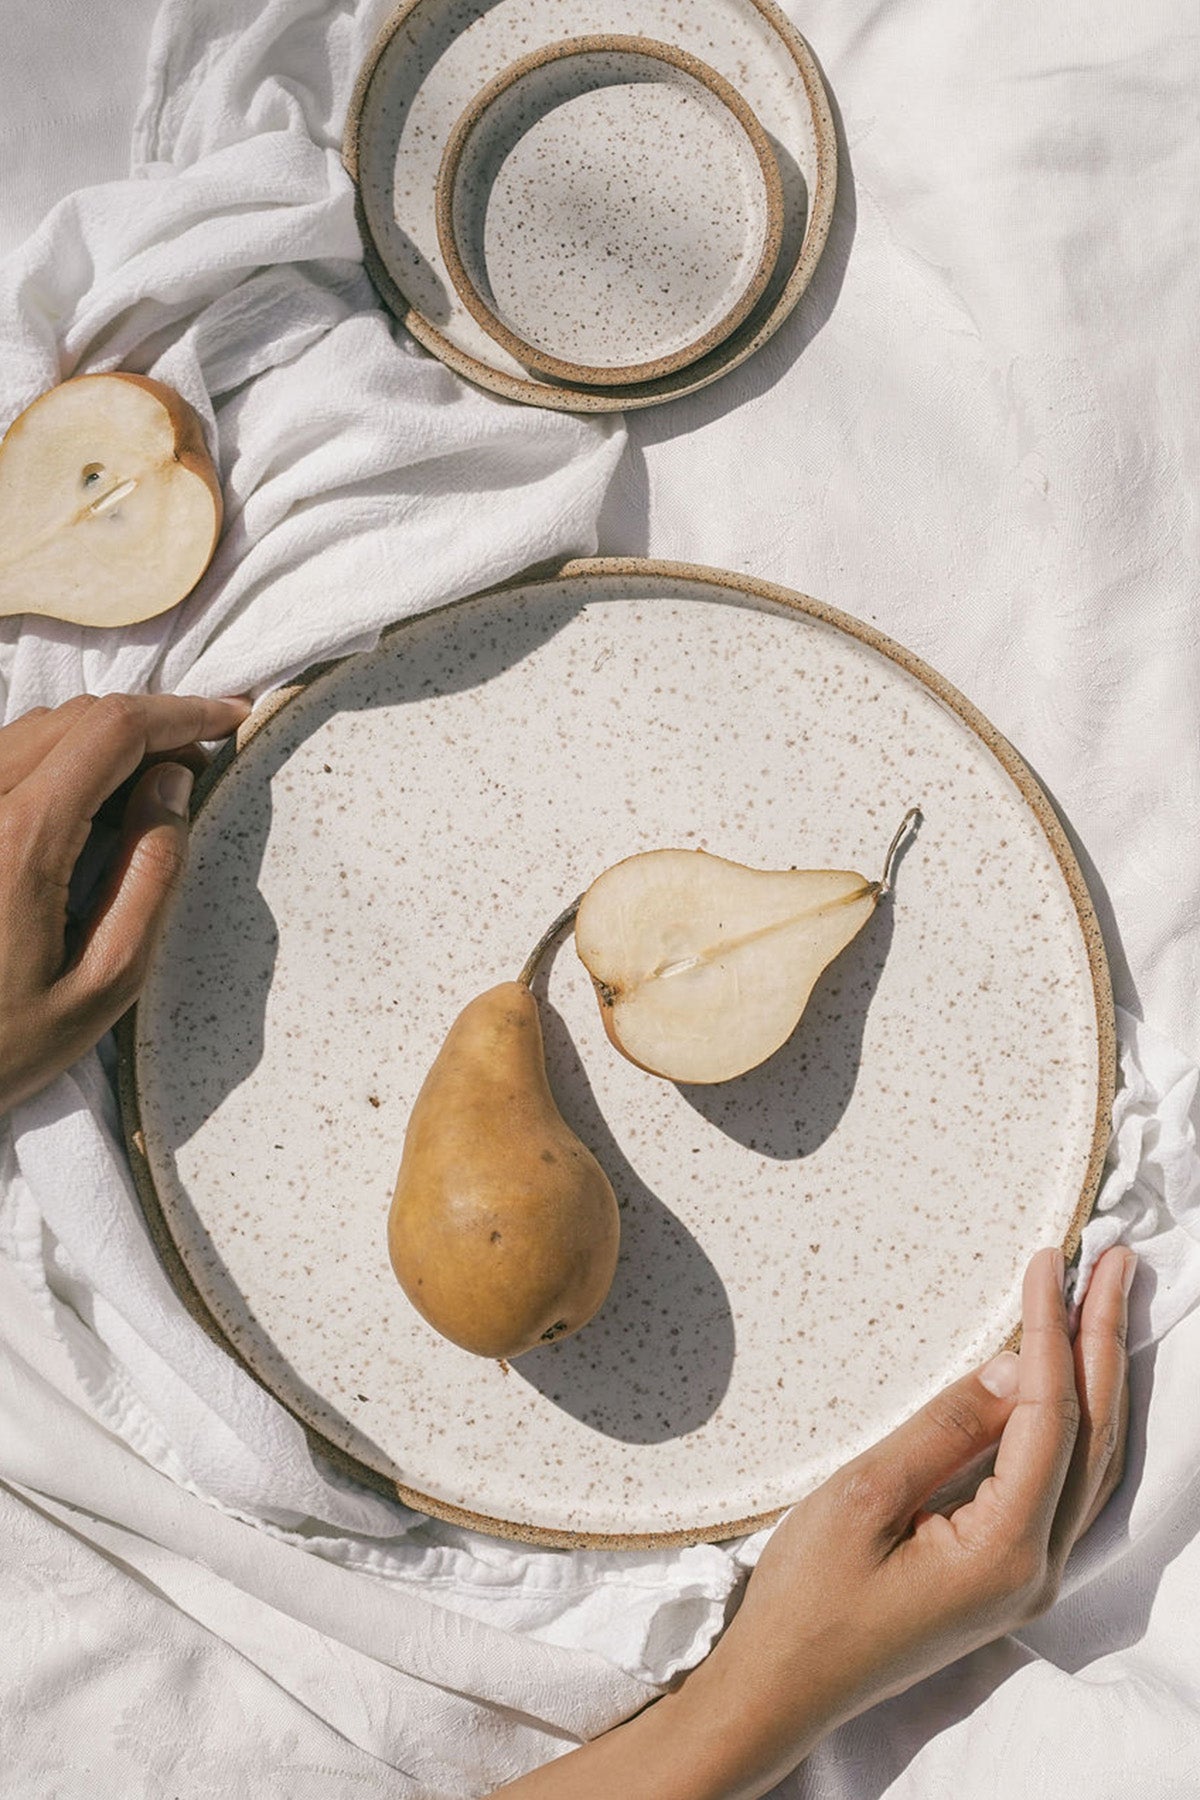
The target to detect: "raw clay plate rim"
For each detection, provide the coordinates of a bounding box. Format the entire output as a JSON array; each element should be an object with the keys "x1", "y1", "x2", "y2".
[
  {"x1": 341, "y1": 0, "x2": 837, "y2": 412},
  {"x1": 434, "y1": 34, "x2": 786, "y2": 386},
  {"x1": 118, "y1": 557, "x2": 1116, "y2": 1550}
]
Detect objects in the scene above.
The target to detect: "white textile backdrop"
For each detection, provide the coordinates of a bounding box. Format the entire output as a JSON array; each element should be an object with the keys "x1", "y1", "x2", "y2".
[{"x1": 0, "y1": 2, "x2": 1198, "y2": 1796}]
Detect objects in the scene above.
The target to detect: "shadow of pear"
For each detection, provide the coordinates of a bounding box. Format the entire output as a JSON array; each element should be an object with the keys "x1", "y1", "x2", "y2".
[
  {"x1": 154, "y1": 587, "x2": 586, "y2": 1158},
  {"x1": 512, "y1": 996, "x2": 736, "y2": 1444},
  {"x1": 677, "y1": 898, "x2": 894, "y2": 1160}
]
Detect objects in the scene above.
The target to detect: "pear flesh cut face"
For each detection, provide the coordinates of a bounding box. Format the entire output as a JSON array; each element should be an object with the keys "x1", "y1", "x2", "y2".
[
  {"x1": 575, "y1": 850, "x2": 880, "y2": 1084},
  {"x1": 0, "y1": 373, "x2": 222, "y2": 627}
]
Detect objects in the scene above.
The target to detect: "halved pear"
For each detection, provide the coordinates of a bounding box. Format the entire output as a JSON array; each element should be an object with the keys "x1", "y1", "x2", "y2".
[
  {"x1": 574, "y1": 811, "x2": 918, "y2": 1084},
  {"x1": 0, "y1": 373, "x2": 222, "y2": 627}
]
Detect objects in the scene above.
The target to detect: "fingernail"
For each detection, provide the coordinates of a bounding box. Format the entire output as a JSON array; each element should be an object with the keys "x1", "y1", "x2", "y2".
[
  {"x1": 1051, "y1": 1248, "x2": 1065, "y2": 1287},
  {"x1": 979, "y1": 1351, "x2": 1020, "y2": 1398},
  {"x1": 154, "y1": 763, "x2": 194, "y2": 817},
  {"x1": 1121, "y1": 1251, "x2": 1137, "y2": 1297}
]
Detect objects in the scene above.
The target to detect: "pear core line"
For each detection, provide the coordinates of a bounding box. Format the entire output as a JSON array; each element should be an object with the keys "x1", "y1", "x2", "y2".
[
  {"x1": 0, "y1": 477, "x2": 146, "y2": 573},
  {"x1": 649, "y1": 882, "x2": 875, "y2": 980}
]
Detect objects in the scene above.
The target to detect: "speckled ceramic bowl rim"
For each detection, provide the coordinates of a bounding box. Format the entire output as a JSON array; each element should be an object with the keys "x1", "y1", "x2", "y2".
[
  {"x1": 433, "y1": 35, "x2": 786, "y2": 387},
  {"x1": 118, "y1": 558, "x2": 1116, "y2": 1550},
  {"x1": 343, "y1": 0, "x2": 837, "y2": 412}
]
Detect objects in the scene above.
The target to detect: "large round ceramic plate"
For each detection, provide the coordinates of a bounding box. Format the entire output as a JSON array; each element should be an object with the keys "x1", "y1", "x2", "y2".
[
  {"x1": 122, "y1": 561, "x2": 1113, "y2": 1548},
  {"x1": 343, "y1": 0, "x2": 835, "y2": 411}
]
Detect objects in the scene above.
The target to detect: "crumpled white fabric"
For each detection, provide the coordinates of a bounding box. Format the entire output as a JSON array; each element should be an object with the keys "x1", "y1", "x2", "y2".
[{"x1": 1070, "y1": 1012, "x2": 1200, "y2": 1336}]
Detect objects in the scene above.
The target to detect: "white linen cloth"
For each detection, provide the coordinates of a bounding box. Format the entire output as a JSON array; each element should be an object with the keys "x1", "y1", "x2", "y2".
[{"x1": 0, "y1": 0, "x2": 1199, "y2": 1795}]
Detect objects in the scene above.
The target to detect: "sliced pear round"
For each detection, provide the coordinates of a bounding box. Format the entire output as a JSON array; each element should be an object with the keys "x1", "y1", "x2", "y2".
[
  {"x1": 0, "y1": 372, "x2": 222, "y2": 628},
  {"x1": 574, "y1": 810, "x2": 920, "y2": 1085}
]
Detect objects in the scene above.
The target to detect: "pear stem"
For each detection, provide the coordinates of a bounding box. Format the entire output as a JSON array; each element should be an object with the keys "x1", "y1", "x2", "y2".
[
  {"x1": 518, "y1": 894, "x2": 584, "y2": 988},
  {"x1": 877, "y1": 807, "x2": 922, "y2": 898}
]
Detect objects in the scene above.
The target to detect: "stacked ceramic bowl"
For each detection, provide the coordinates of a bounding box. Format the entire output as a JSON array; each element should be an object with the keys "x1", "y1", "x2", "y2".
[
  {"x1": 345, "y1": 2, "x2": 837, "y2": 412},
  {"x1": 434, "y1": 35, "x2": 785, "y2": 389}
]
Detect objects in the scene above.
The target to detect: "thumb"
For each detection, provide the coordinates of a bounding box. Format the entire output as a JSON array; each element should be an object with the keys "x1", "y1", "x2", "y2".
[
  {"x1": 63, "y1": 761, "x2": 194, "y2": 1022},
  {"x1": 844, "y1": 1352, "x2": 1021, "y2": 1542}
]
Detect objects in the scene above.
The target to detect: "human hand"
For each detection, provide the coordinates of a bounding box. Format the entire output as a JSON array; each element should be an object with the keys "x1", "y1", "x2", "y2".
[
  {"x1": 494, "y1": 1242, "x2": 1133, "y2": 1799},
  {"x1": 667, "y1": 1242, "x2": 1132, "y2": 1797},
  {"x1": 0, "y1": 691, "x2": 249, "y2": 1115}
]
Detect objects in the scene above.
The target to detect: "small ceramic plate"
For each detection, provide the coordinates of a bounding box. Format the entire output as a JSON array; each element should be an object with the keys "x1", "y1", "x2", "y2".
[
  {"x1": 344, "y1": 0, "x2": 836, "y2": 411},
  {"x1": 435, "y1": 36, "x2": 784, "y2": 386},
  {"x1": 121, "y1": 562, "x2": 1113, "y2": 1548}
]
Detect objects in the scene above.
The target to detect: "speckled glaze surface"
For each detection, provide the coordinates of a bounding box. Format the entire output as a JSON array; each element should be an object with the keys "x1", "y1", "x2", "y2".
[
  {"x1": 344, "y1": 0, "x2": 836, "y2": 411},
  {"x1": 436, "y1": 37, "x2": 783, "y2": 386},
  {"x1": 123, "y1": 562, "x2": 1113, "y2": 1547}
]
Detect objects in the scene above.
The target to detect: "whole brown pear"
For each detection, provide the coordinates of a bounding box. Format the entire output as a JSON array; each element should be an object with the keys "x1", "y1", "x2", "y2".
[{"x1": 388, "y1": 982, "x2": 620, "y2": 1359}]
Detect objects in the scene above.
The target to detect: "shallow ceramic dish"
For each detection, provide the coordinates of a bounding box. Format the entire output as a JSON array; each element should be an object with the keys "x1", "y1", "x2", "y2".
[
  {"x1": 121, "y1": 561, "x2": 1114, "y2": 1548},
  {"x1": 344, "y1": 0, "x2": 836, "y2": 411},
  {"x1": 435, "y1": 36, "x2": 784, "y2": 386}
]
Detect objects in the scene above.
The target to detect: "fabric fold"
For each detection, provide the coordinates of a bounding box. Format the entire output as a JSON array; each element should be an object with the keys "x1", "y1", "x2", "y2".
[{"x1": 2, "y1": 1, "x2": 1199, "y2": 1792}]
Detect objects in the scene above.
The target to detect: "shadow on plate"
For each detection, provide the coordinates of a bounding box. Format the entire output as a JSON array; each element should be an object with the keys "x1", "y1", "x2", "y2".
[
  {"x1": 513, "y1": 993, "x2": 736, "y2": 1444},
  {"x1": 676, "y1": 897, "x2": 893, "y2": 1160},
  {"x1": 151, "y1": 588, "x2": 586, "y2": 1154},
  {"x1": 135, "y1": 585, "x2": 734, "y2": 1468}
]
